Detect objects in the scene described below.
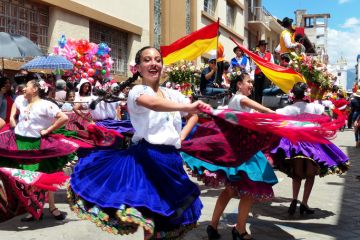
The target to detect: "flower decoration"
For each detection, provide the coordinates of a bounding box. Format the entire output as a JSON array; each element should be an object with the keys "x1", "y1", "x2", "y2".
[
  {"x1": 38, "y1": 80, "x2": 49, "y2": 93},
  {"x1": 289, "y1": 52, "x2": 336, "y2": 100},
  {"x1": 163, "y1": 60, "x2": 203, "y2": 85}
]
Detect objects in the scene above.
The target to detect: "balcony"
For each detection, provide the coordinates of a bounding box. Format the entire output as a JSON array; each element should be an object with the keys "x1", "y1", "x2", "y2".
[{"x1": 248, "y1": 6, "x2": 271, "y2": 31}]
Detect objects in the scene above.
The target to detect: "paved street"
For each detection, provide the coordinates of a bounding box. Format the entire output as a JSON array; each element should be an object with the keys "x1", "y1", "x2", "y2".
[{"x1": 1, "y1": 129, "x2": 359, "y2": 240}]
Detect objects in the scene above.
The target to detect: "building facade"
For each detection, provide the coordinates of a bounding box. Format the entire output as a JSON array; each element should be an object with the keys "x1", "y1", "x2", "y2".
[{"x1": 0, "y1": 0, "x2": 283, "y2": 77}]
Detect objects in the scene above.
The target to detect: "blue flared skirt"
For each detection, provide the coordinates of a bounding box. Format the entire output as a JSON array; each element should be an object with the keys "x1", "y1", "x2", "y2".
[
  {"x1": 69, "y1": 140, "x2": 202, "y2": 238},
  {"x1": 181, "y1": 151, "x2": 278, "y2": 201}
]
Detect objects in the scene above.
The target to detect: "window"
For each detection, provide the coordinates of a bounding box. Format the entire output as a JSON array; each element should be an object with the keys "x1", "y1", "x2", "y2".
[
  {"x1": 90, "y1": 21, "x2": 128, "y2": 75},
  {"x1": 204, "y1": 0, "x2": 216, "y2": 16},
  {"x1": 226, "y1": 2, "x2": 235, "y2": 28},
  {"x1": 0, "y1": 0, "x2": 48, "y2": 53}
]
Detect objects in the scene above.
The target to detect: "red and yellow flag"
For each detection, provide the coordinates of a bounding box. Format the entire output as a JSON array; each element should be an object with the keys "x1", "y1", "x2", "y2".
[
  {"x1": 230, "y1": 37, "x2": 306, "y2": 93},
  {"x1": 160, "y1": 22, "x2": 219, "y2": 65}
]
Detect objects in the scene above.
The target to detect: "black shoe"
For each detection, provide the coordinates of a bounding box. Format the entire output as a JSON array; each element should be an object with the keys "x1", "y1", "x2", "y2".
[
  {"x1": 49, "y1": 208, "x2": 66, "y2": 220},
  {"x1": 206, "y1": 225, "x2": 221, "y2": 240},
  {"x1": 231, "y1": 227, "x2": 254, "y2": 240},
  {"x1": 288, "y1": 199, "x2": 297, "y2": 215},
  {"x1": 20, "y1": 213, "x2": 43, "y2": 222},
  {"x1": 300, "y1": 204, "x2": 315, "y2": 215}
]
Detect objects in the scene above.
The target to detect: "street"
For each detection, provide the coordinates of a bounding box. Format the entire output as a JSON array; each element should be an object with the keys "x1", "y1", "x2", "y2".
[{"x1": 0, "y1": 129, "x2": 359, "y2": 240}]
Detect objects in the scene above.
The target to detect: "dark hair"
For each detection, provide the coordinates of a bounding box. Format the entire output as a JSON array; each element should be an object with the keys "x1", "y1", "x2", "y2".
[
  {"x1": 66, "y1": 89, "x2": 76, "y2": 100},
  {"x1": 229, "y1": 72, "x2": 250, "y2": 94},
  {"x1": 135, "y1": 46, "x2": 163, "y2": 65},
  {"x1": 28, "y1": 79, "x2": 47, "y2": 99},
  {"x1": 0, "y1": 77, "x2": 10, "y2": 90},
  {"x1": 292, "y1": 82, "x2": 308, "y2": 100},
  {"x1": 79, "y1": 82, "x2": 91, "y2": 96},
  {"x1": 280, "y1": 54, "x2": 291, "y2": 63}
]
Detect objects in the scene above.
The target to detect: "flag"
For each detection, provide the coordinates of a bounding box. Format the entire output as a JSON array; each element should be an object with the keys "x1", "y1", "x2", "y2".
[
  {"x1": 230, "y1": 37, "x2": 306, "y2": 93},
  {"x1": 160, "y1": 22, "x2": 219, "y2": 65}
]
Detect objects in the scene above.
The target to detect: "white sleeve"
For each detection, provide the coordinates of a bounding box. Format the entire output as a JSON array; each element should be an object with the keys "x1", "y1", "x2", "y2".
[
  {"x1": 276, "y1": 107, "x2": 289, "y2": 115},
  {"x1": 127, "y1": 85, "x2": 155, "y2": 114},
  {"x1": 165, "y1": 88, "x2": 191, "y2": 117},
  {"x1": 45, "y1": 101, "x2": 61, "y2": 118},
  {"x1": 275, "y1": 44, "x2": 280, "y2": 53},
  {"x1": 245, "y1": 58, "x2": 251, "y2": 73},
  {"x1": 284, "y1": 32, "x2": 297, "y2": 49},
  {"x1": 14, "y1": 95, "x2": 24, "y2": 109}
]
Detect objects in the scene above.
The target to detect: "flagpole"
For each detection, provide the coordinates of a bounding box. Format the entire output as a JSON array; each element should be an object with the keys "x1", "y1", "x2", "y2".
[{"x1": 215, "y1": 18, "x2": 220, "y2": 86}]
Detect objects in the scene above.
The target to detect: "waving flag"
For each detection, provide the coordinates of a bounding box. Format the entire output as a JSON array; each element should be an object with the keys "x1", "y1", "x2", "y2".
[
  {"x1": 230, "y1": 37, "x2": 306, "y2": 93},
  {"x1": 160, "y1": 22, "x2": 219, "y2": 65}
]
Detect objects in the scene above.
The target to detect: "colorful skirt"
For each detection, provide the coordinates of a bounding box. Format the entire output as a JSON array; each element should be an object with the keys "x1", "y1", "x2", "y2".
[
  {"x1": 0, "y1": 131, "x2": 78, "y2": 172},
  {"x1": 182, "y1": 151, "x2": 278, "y2": 201},
  {"x1": 69, "y1": 140, "x2": 202, "y2": 239},
  {"x1": 0, "y1": 167, "x2": 68, "y2": 222},
  {"x1": 270, "y1": 138, "x2": 349, "y2": 178}
]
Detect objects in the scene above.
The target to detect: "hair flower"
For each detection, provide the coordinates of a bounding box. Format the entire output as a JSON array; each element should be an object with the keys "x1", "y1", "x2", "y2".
[{"x1": 38, "y1": 80, "x2": 49, "y2": 93}]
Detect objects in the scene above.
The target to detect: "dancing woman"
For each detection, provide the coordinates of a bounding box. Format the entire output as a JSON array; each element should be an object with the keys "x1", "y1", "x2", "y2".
[
  {"x1": 0, "y1": 79, "x2": 73, "y2": 221},
  {"x1": 270, "y1": 82, "x2": 349, "y2": 215},
  {"x1": 69, "y1": 46, "x2": 210, "y2": 239},
  {"x1": 182, "y1": 73, "x2": 277, "y2": 240}
]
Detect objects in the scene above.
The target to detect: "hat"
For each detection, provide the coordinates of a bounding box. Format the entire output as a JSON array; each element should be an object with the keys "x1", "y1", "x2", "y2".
[
  {"x1": 279, "y1": 17, "x2": 294, "y2": 28},
  {"x1": 257, "y1": 40, "x2": 268, "y2": 46},
  {"x1": 208, "y1": 51, "x2": 217, "y2": 63},
  {"x1": 233, "y1": 46, "x2": 241, "y2": 53},
  {"x1": 353, "y1": 90, "x2": 360, "y2": 97}
]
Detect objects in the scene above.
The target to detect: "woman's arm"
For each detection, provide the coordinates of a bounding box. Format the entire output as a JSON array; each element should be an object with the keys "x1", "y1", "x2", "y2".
[
  {"x1": 0, "y1": 117, "x2": 5, "y2": 129},
  {"x1": 241, "y1": 97, "x2": 275, "y2": 113},
  {"x1": 136, "y1": 94, "x2": 211, "y2": 114},
  {"x1": 180, "y1": 113, "x2": 198, "y2": 142},
  {"x1": 9, "y1": 103, "x2": 19, "y2": 128},
  {"x1": 73, "y1": 103, "x2": 93, "y2": 123},
  {"x1": 40, "y1": 112, "x2": 69, "y2": 136}
]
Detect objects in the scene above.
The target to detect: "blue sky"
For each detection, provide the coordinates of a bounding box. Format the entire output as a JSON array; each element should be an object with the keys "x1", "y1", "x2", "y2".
[{"x1": 262, "y1": 0, "x2": 360, "y2": 68}]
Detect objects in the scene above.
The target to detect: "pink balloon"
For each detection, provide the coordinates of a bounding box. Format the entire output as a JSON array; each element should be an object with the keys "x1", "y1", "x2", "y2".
[
  {"x1": 88, "y1": 77, "x2": 94, "y2": 84},
  {"x1": 87, "y1": 68, "x2": 95, "y2": 77},
  {"x1": 81, "y1": 73, "x2": 88, "y2": 79}
]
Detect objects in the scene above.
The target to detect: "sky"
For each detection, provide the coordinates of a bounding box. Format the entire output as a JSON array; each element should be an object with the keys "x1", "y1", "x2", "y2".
[{"x1": 262, "y1": 0, "x2": 360, "y2": 68}]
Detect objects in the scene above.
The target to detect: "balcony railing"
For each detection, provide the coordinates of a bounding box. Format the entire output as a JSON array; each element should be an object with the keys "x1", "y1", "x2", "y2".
[{"x1": 248, "y1": 6, "x2": 271, "y2": 28}]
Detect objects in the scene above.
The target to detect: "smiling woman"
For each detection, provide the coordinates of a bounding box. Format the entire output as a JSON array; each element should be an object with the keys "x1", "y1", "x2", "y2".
[{"x1": 68, "y1": 46, "x2": 211, "y2": 239}]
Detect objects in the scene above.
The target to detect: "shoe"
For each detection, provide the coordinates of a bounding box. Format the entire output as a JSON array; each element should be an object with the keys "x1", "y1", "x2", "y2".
[
  {"x1": 20, "y1": 213, "x2": 43, "y2": 222},
  {"x1": 288, "y1": 199, "x2": 297, "y2": 215},
  {"x1": 49, "y1": 208, "x2": 66, "y2": 220},
  {"x1": 300, "y1": 204, "x2": 315, "y2": 215},
  {"x1": 231, "y1": 227, "x2": 254, "y2": 240},
  {"x1": 206, "y1": 225, "x2": 221, "y2": 240}
]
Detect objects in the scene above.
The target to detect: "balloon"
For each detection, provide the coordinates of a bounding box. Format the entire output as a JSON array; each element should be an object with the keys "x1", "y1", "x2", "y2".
[
  {"x1": 101, "y1": 69, "x2": 106, "y2": 75},
  {"x1": 81, "y1": 73, "x2": 88, "y2": 79},
  {"x1": 97, "y1": 43, "x2": 109, "y2": 56},
  {"x1": 88, "y1": 77, "x2": 94, "y2": 84},
  {"x1": 87, "y1": 68, "x2": 95, "y2": 77},
  {"x1": 76, "y1": 39, "x2": 90, "y2": 54},
  {"x1": 76, "y1": 61, "x2": 83, "y2": 67},
  {"x1": 58, "y1": 35, "x2": 67, "y2": 48},
  {"x1": 95, "y1": 61, "x2": 103, "y2": 70},
  {"x1": 53, "y1": 47, "x2": 59, "y2": 55}
]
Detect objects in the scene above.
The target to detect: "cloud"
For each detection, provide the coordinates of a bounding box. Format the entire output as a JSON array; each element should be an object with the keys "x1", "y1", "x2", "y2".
[
  {"x1": 327, "y1": 27, "x2": 360, "y2": 67},
  {"x1": 338, "y1": 0, "x2": 350, "y2": 4},
  {"x1": 342, "y1": 17, "x2": 360, "y2": 28}
]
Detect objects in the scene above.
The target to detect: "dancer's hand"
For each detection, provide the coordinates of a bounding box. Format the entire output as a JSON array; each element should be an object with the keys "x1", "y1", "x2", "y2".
[
  {"x1": 40, "y1": 129, "x2": 50, "y2": 136},
  {"x1": 184, "y1": 100, "x2": 212, "y2": 114}
]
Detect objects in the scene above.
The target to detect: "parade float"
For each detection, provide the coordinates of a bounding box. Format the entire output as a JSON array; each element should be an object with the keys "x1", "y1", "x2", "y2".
[{"x1": 289, "y1": 52, "x2": 336, "y2": 101}]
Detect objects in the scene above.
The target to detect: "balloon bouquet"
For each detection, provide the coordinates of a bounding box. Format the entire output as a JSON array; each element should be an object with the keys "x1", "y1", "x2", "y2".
[{"x1": 53, "y1": 34, "x2": 115, "y2": 91}]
